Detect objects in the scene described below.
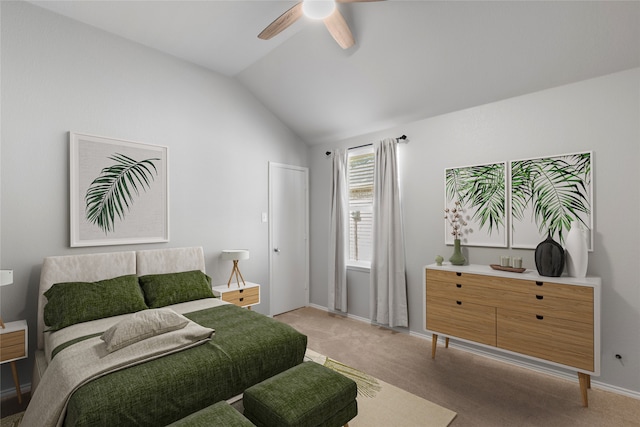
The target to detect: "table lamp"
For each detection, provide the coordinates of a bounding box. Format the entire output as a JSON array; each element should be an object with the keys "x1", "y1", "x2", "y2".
[
  {"x1": 0, "y1": 270, "x2": 14, "y2": 329},
  {"x1": 221, "y1": 250, "x2": 249, "y2": 288}
]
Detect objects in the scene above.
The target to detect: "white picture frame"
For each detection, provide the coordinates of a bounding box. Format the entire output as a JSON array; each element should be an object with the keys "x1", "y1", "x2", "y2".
[
  {"x1": 70, "y1": 132, "x2": 169, "y2": 247},
  {"x1": 510, "y1": 151, "x2": 593, "y2": 250},
  {"x1": 444, "y1": 161, "x2": 508, "y2": 248}
]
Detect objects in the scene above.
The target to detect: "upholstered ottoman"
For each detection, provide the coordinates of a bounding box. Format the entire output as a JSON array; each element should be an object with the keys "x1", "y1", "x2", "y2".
[
  {"x1": 167, "y1": 401, "x2": 255, "y2": 427},
  {"x1": 243, "y1": 361, "x2": 358, "y2": 427}
]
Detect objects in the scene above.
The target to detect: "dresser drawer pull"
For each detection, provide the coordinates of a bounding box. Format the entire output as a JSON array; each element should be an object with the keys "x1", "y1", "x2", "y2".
[
  {"x1": 536, "y1": 281, "x2": 543, "y2": 286},
  {"x1": 456, "y1": 272, "x2": 462, "y2": 277},
  {"x1": 536, "y1": 295, "x2": 544, "y2": 300},
  {"x1": 536, "y1": 315, "x2": 544, "y2": 320},
  {"x1": 456, "y1": 301, "x2": 462, "y2": 305},
  {"x1": 239, "y1": 298, "x2": 244, "y2": 302},
  {"x1": 456, "y1": 284, "x2": 462, "y2": 288},
  {"x1": 239, "y1": 289, "x2": 244, "y2": 294}
]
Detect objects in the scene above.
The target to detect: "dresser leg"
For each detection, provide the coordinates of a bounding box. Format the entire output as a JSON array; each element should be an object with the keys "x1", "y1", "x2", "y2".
[
  {"x1": 578, "y1": 372, "x2": 590, "y2": 407},
  {"x1": 431, "y1": 334, "x2": 438, "y2": 359},
  {"x1": 445, "y1": 337, "x2": 449, "y2": 348},
  {"x1": 10, "y1": 361, "x2": 22, "y2": 404}
]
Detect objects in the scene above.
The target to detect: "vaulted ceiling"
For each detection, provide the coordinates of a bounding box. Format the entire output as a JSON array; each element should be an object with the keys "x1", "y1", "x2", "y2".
[{"x1": 29, "y1": 1, "x2": 640, "y2": 145}]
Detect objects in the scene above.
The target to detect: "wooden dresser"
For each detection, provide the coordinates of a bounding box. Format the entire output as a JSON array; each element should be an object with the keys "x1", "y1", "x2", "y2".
[{"x1": 425, "y1": 264, "x2": 600, "y2": 407}]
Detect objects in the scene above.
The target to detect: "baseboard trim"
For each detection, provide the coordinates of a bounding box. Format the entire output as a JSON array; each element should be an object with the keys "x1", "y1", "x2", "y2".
[
  {"x1": 307, "y1": 303, "x2": 640, "y2": 401},
  {"x1": 1, "y1": 382, "x2": 30, "y2": 401}
]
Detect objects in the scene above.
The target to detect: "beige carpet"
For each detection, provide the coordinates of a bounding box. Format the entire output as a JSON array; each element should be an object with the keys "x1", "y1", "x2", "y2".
[
  {"x1": 276, "y1": 307, "x2": 640, "y2": 427},
  {"x1": 305, "y1": 348, "x2": 457, "y2": 426}
]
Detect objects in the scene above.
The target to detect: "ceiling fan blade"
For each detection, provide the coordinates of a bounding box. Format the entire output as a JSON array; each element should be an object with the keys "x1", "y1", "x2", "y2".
[
  {"x1": 323, "y1": 9, "x2": 355, "y2": 49},
  {"x1": 258, "y1": 2, "x2": 304, "y2": 40}
]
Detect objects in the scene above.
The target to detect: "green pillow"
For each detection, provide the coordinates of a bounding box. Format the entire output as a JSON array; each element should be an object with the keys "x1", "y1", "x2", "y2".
[
  {"x1": 138, "y1": 270, "x2": 214, "y2": 309},
  {"x1": 44, "y1": 274, "x2": 148, "y2": 331}
]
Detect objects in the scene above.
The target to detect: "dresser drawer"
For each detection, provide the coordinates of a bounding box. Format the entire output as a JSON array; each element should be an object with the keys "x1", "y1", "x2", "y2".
[
  {"x1": 1, "y1": 330, "x2": 26, "y2": 362},
  {"x1": 428, "y1": 279, "x2": 505, "y2": 306},
  {"x1": 497, "y1": 289, "x2": 593, "y2": 322},
  {"x1": 427, "y1": 296, "x2": 496, "y2": 346},
  {"x1": 458, "y1": 273, "x2": 593, "y2": 302},
  {"x1": 497, "y1": 308, "x2": 594, "y2": 371},
  {"x1": 221, "y1": 286, "x2": 260, "y2": 306}
]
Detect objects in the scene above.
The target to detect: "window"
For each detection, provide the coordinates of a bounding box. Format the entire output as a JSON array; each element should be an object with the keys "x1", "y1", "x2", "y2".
[{"x1": 347, "y1": 147, "x2": 374, "y2": 267}]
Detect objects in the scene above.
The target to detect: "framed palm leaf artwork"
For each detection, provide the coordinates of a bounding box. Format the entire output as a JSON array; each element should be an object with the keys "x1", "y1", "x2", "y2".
[
  {"x1": 445, "y1": 162, "x2": 508, "y2": 247},
  {"x1": 70, "y1": 133, "x2": 169, "y2": 247},
  {"x1": 510, "y1": 151, "x2": 592, "y2": 250}
]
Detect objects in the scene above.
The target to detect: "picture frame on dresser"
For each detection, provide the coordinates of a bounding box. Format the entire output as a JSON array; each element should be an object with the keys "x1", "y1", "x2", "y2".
[
  {"x1": 444, "y1": 162, "x2": 508, "y2": 248},
  {"x1": 510, "y1": 151, "x2": 593, "y2": 250},
  {"x1": 70, "y1": 132, "x2": 169, "y2": 247}
]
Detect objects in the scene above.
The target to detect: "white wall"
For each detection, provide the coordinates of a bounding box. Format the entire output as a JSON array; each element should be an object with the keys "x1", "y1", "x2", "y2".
[
  {"x1": 309, "y1": 68, "x2": 640, "y2": 395},
  {"x1": 0, "y1": 1, "x2": 308, "y2": 392}
]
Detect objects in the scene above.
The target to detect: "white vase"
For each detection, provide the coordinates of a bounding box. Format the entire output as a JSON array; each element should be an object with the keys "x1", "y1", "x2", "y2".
[{"x1": 565, "y1": 220, "x2": 588, "y2": 278}]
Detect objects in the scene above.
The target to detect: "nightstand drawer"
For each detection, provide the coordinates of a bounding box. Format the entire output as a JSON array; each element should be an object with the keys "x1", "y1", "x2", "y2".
[
  {"x1": 1, "y1": 329, "x2": 26, "y2": 362},
  {"x1": 1, "y1": 330, "x2": 25, "y2": 348},
  {"x1": 212, "y1": 282, "x2": 261, "y2": 308},
  {"x1": 1, "y1": 343, "x2": 26, "y2": 362},
  {"x1": 222, "y1": 287, "x2": 259, "y2": 306}
]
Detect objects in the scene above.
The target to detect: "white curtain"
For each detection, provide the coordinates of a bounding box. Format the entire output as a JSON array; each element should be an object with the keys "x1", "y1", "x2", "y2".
[
  {"x1": 370, "y1": 138, "x2": 408, "y2": 327},
  {"x1": 328, "y1": 148, "x2": 349, "y2": 312}
]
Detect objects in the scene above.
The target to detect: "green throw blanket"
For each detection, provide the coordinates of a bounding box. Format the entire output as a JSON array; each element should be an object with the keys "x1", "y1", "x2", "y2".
[{"x1": 28, "y1": 304, "x2": 307, "y2": 427}]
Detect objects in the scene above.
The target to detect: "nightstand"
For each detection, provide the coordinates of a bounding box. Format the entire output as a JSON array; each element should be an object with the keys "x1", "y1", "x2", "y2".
[
  {"x1": 0, "y1": 320, "x2": 28, "y2": 404},
  {"x1": 212, "y1": 282, "x2": 260, "y2": 309}
]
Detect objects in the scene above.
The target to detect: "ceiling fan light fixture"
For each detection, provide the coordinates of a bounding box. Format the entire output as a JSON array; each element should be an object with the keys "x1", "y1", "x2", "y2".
[{"x1": 302, "y1": 0, "x2": 336, "y2": 20}]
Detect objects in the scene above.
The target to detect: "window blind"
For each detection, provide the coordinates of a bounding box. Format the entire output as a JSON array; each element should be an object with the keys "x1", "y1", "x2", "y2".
[{"x1": 348, "y1": 150, "x2": 374, "y2": 262}]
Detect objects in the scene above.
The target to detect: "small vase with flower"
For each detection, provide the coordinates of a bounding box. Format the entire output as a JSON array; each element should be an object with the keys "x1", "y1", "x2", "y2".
[{"x1": 445, "y1": 201, "x2": 467, "y2": 265}]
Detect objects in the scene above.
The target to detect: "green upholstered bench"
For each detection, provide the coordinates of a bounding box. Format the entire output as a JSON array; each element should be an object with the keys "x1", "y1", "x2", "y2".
[
  {"x1": 243, "y1": 361, "x2": 358, "y2": 427},
  {"x1": 167, "y1": 401, "x2": 255, "y2": 427}
]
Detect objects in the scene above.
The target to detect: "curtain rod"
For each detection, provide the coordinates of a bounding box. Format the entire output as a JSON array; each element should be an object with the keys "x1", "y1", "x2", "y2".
[{"x1": 325, "y1": 135, "x2": 407, "y2": 156}]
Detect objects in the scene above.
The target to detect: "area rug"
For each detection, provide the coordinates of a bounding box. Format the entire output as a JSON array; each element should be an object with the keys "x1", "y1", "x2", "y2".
[
  {"x1": 0, "y1": 411, "x2": 23, "y2": 427},
  {"x1": 305, "y1": 349, "x2": 457, "y2": 427}
]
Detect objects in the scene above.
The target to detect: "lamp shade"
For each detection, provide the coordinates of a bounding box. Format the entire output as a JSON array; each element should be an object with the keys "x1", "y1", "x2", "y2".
[
  {"x1": 0, "y1": 270, "x2": 13, "y2": 286},
  {"x1": 221, "y1": 250, "x2": 250, "y2": 261}
]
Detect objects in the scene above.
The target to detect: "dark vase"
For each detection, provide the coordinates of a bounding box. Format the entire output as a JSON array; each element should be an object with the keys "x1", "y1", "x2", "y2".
[{"x1": 535, "y1": 231, "x2": 565, "y2": 277}]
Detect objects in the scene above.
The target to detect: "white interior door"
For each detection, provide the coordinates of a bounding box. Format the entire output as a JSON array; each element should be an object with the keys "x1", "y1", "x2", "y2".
[{"x1": 269, "y1": 162, "x2": 309, "y2": 316}]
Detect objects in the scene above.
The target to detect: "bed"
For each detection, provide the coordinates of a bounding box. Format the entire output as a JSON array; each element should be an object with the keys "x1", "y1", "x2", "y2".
[{"x1": 24, "y1": 247, "x2": 307, "y2": 427}]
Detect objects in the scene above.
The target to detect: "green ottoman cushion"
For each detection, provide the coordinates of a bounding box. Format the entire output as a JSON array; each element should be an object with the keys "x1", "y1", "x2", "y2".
[
  {"x1": 243, "y1": 361, "x2": 358, "y2": 427},
  {"x1": 167, "y1": 401, "x2": 255, "y2": 427}
]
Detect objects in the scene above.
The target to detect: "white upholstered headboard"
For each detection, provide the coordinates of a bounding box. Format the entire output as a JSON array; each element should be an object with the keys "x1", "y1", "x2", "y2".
[
  {"x1": 37, "y1": 247, "x2": 205, "y2": 350},
  {"x1": 136, "y1": 247, "x2": 205, "y2": 276}
]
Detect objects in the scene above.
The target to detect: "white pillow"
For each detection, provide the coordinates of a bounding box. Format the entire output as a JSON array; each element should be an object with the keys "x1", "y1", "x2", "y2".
[{"x1": 101, "y1": 308, "x2": 190, "y2": 353}]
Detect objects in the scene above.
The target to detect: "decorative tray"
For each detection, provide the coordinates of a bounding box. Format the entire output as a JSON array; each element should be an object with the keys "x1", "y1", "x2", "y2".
[{"x1": 489, "y1": 264, "x2": 526, "y2": 273}]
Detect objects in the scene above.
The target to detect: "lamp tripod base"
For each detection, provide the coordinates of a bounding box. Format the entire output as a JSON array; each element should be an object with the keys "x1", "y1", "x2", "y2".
[{"x1": 226, "y1": 261, "x2": 246, "y2": 288}]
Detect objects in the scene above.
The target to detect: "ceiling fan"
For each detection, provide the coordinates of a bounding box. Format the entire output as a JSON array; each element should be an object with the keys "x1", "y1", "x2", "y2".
[{"x1": 258, "y1": 0, "x2": 383, "y2": 49}]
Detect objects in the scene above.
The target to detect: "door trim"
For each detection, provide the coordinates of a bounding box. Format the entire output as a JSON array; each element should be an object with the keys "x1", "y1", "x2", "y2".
[{"x1": 268, "y1": 162, "x2": 310, "y2": 316}]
